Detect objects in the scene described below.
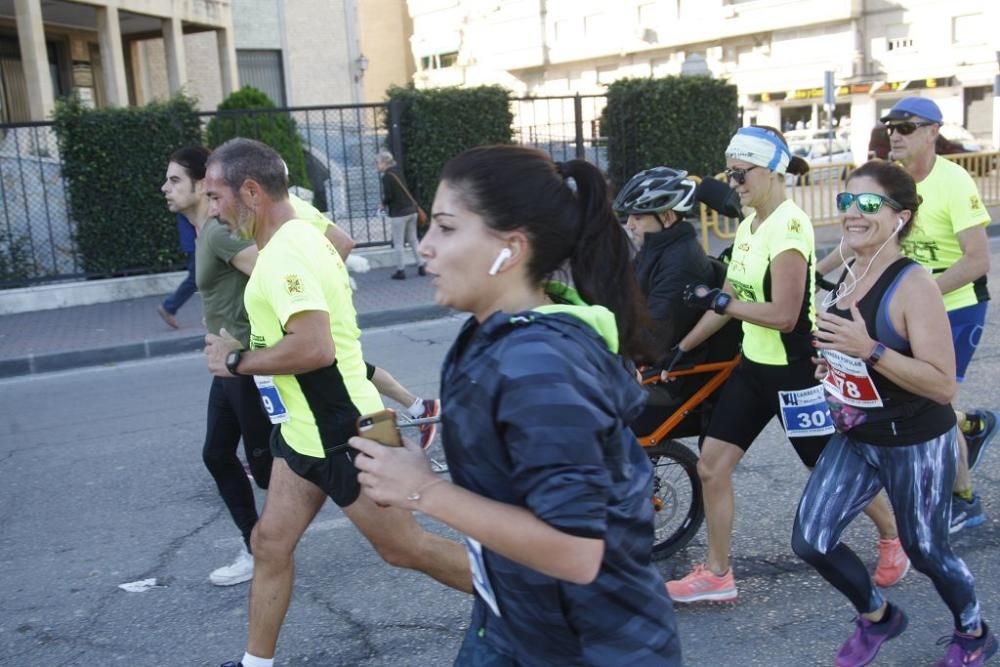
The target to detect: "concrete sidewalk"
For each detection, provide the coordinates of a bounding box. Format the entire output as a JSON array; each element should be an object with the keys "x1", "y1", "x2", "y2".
[
  {"x1": 2, "y1": 221, "x2": 997, "y2": 379},
  {"x1": 0, "y1": 264, "x2": 445, "y2": 378}
]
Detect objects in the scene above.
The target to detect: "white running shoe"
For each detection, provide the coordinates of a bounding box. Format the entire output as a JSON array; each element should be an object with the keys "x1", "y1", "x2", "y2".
[{"x1": 209, "y1": 546, "x2": 254, "y2": 586}]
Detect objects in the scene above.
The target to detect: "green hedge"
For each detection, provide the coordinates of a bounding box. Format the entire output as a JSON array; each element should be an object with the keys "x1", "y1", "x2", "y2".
[
  {"x1": 205, "y1": 87, "x2": 309, "y2": 189},
  {"x1": 386, "y1": 84, "x2": 513, "y2": 210},
  {"x1": 52, "y1": 94, "x2": 202, "y2": 276},
  {"x1": 603, "y1": 76, "x2": 738, "y2": 188}
]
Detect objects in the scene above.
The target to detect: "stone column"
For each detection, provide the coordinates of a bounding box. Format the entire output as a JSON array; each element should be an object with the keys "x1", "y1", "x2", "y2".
[
  {"x1": 162, "y1": 17, "x2": 187, "y2": 94},
  {"x1": 96, "y1": 5, "x2": 129, "y2": 106},
  {"x1": 14, "y1": 0, "x2": 55, "y2": 120},
  {"x1": 216, "y1": 27, "x2": 239, "y2": 96}
]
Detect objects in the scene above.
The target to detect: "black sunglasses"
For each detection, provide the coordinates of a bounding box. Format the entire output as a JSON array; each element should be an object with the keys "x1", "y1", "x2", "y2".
[
  {"x1": 835, "y1": 192, "x2": 904, "y2": 214},
  {"x1": 724, "y1": 166, "x2": 760, "y2": 185},
  {"x1": 885, "y1": 121, "x2": 935, "y2": 136}
]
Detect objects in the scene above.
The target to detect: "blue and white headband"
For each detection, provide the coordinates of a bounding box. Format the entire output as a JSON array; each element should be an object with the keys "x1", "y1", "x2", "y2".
[{"x1": 725, "y1": 127, "x2": 792, "y2": 175}]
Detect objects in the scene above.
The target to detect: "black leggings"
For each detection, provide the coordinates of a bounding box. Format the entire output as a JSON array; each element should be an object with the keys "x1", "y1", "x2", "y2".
[
  {"x1": 792, "y1": 428, "x2": 982, "y2": 633},
  {"x1": 203, "y1": 375, "x2": 274, "y2": 549}
]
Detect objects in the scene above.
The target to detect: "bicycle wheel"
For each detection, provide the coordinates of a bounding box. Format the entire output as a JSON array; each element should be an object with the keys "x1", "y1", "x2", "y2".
[{"x1": 646, "y1": 440, "x2": 703, "y2": 561}]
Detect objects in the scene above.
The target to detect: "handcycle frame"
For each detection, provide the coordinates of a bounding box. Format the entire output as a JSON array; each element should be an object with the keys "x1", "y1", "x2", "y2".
[{"x1": 637, "y1": 353, "x2": 741, "y2": 560}]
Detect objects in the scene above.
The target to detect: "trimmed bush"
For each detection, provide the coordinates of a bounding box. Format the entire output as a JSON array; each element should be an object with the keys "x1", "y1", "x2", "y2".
[
  {"x1": 205, "y1": 87, "x2": 309, "y2": 188},
  {"x1": 603, "y1": 76, "x2": 738, "y2": 188},
  {"x1": 386, "y1": 84, "x2": 513, "y2": 210},
  {"x1": 52, "y1": 94, "x2": 202, "y2": 276}
]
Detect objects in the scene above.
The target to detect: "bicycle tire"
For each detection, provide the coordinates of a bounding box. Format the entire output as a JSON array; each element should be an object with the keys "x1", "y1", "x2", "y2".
[{"x1": 646, "y1": 440, "x2": 704, "y2": 561}]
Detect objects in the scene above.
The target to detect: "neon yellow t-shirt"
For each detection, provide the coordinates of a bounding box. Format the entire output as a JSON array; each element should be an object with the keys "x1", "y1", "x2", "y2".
[
  {"x1": 289, "y1": 193, "x2": 336, "y2": 236},
  {"x1": 244, "y1": 220, "x2": 382, "y2": 458},
  {"x1": 901, "y1": 157, "x2": 991, "y2": 311},
  {"x1": 726, "y1": 199, "x2": 816, "y2": 365}
]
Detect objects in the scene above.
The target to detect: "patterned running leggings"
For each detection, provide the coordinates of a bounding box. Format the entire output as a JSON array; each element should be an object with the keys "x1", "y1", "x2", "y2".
[{"x1": 791, "y1": 427, "x2": 982, "y2": 633}]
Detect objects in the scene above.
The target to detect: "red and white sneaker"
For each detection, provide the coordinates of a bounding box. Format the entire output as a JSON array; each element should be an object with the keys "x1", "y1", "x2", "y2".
[{"x1": 417, "y1": 398, "x2": 441, "y2": 450}]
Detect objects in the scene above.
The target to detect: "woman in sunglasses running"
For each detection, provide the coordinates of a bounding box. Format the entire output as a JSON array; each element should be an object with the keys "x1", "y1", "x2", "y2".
[
  {"x1": 665, "y1": 126, "x2": 900, "y2": 603},
  {"x1": 794, "y1": 160, "x2": 996, "y2": 667}
]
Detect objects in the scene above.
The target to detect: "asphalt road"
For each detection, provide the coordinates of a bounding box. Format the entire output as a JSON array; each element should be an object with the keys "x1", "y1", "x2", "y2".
[{"x1": 2, "y1": 291, "x2": 999, "y2": 666}]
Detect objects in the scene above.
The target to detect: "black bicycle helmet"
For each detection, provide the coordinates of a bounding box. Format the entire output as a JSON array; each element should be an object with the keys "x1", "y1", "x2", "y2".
[{"x1": 613, "y1": 167, "x2": 698, "y2": 215}]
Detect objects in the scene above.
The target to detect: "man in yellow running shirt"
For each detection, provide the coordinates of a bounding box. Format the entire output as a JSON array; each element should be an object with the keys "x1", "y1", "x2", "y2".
[{"x1": 202, "y1": 138, "x2": 470, "y2": 667}]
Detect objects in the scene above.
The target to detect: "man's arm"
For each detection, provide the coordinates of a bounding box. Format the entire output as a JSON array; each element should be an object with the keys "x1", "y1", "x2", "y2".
[
  {"x1": 324, "y1": 224, "x2": 356, "y2": 261},
  {"x1": 205, "y1": 310, "x2": 335, "y2": 377},
  {"x1": 934, "y1": 225, "x2": 990, "y2": 296},
  {"x1": 229, "y1": 245, "x2": 259, "y2": 276}
]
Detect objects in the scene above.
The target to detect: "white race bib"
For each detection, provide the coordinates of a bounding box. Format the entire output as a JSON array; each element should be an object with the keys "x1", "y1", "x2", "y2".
[
  {"x1": 464, "y1": 536, "x2": 501, "y2": 617},
  {"x1": 821, "y1": 350, "x2": 884, "y2": 408},
  {"x1": 778, "y1": 385, "x2": 835, "y2": 438},
  {"x1": 254, "y1": 375, "x2": 290, "y2": 424}
]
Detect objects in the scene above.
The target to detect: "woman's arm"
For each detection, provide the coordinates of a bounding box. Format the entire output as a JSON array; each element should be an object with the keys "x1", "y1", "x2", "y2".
[
  {"x1": 725, "y1": 249, "x2": 808, "y2": 333},
  {"x1": 351, "y1": 437, "x2": 605, "y2": 584}
]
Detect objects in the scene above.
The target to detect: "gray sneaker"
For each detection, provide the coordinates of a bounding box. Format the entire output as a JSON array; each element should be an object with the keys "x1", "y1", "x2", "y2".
[
  {"x1": 210, "y1": 546, "x2": 254, "y2": 586},
  {"x1": 950, "y1": 493, "x2": 986, "y2": 534},
  {"x1": 966, "y1": 410, "x2": 999, "y2": 472}
]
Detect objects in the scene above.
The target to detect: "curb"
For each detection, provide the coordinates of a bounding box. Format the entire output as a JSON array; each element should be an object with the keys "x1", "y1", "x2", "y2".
[{"x1": 0, "y1": 304, "x2": 452, "y2": 380}]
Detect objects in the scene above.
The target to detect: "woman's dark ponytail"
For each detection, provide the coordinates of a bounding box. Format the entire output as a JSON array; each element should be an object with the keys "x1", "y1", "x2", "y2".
[
  {"x1": 440, "y1": 146, "x2": 650, "y2": 359},
  {"x1": 557, "y1": 159, "x2": 649, "y2": 360}
]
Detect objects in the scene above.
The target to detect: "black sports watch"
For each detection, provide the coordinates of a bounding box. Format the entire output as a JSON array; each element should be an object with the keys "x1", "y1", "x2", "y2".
[
  {"x1": 866, "y1": 342, "x2": 886, "y2": 366},
  {"x1": 712, "y1": 292, "x2": 732, "y2": 315},
  {"x1": 225, "y1": 349, "x2": 243, "y2": 376}
]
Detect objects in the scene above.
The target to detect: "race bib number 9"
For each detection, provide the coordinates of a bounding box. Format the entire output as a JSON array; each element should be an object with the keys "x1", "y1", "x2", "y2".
[
  {"x1": 254, "y1": 375, "x2": 290, "y2": 424},
  {"x1": 779, "y1": 385, "x2": 835, "y2": 438},
  {"x1": 821, "y1": 349, "x2": 884, "y2": 408}
]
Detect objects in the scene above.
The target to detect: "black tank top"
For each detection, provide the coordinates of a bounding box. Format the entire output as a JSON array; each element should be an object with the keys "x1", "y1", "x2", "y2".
[{"x1": 825, "y1": 257, "x2": 955, "y2": 446}]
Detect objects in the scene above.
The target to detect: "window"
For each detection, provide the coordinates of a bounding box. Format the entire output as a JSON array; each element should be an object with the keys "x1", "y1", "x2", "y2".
[
  {"x1": 418, "y1": 52, "x2": 459, "y2": 71},
  {"x1": 236, "y1": 49, "x2": 286, "y2": 106},
  {"x1": 438, "y1": 51, "x2": 458, "y2": 68},
  {"x1": 885, "y1": 24, "x2": 913, "y2": 52},
  {"x1": 952, "y1": 14, "x2": 984, "y2": 45}
]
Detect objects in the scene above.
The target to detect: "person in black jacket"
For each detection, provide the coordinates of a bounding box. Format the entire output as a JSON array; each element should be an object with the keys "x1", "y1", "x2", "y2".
[
  {"x1": 376, "y1": 150, "x2": 426, "y2": 280},
  {"x1": 614, "y1": 167, "x2": 716, "y2": 365}
]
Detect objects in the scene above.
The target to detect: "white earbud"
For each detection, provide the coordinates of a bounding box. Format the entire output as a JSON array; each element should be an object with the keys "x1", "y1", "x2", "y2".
[
  {"x1": 488, "y1": 247, "x2": 513, "y2": 276},
  {"x1": 895, "y1": 217, "x2": 904, "y2": 233}
]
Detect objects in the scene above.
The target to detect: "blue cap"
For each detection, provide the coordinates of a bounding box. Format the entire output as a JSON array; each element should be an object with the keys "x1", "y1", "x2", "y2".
[{"x1": 880, "y1": 97, "x2": 943, "y2": 124}]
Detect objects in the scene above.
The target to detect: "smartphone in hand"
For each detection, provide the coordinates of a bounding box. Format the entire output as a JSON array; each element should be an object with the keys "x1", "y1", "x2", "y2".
[{"x1": 357, "y1": 408, "x2": 402, "y2": 447}]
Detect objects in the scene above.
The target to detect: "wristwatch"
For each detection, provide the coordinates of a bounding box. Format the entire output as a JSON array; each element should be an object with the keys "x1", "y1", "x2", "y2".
[
  {"x1": 712, "y1": 292, "x2": 732, "y2": 315},
  {"x1": 225, "y1": 349, "x2": 243, "y2": 376},
  {"x1": 866, "y1": 342, "x2": 887, "y2": 366}
]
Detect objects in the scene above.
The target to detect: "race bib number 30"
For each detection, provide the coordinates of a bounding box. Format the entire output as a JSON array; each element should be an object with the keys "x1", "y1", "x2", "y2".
[
  {"x1": 821, "y1": 349, "x2": 884, "y2": 408},
  {"x1": 254, "y1": 375, "x2": 290, "y2": 424},
  {"x1": 779, "y1": 385, "x2": 835, "y2": 438}
]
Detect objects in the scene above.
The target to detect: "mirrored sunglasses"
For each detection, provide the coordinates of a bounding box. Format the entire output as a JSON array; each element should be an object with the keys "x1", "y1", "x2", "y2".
[{"x1": 835, "y1": 192, "x2": 904, "y2": 214}]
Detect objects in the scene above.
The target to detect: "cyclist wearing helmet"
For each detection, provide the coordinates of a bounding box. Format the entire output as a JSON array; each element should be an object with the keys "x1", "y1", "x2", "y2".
[{"x1": 614, "y1": 167, "x2": 716, "y2": 364}]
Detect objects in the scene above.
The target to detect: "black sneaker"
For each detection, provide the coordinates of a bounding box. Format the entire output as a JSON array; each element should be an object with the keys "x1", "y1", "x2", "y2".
[
  {"x1": 966, "y1": 410, "x2": 999, "y2": 472},
  {"x1": 391, "y1": 269, "x2": 406, "y2": 280},
  {"x1": 220, "y1": 662, "x2": 243, "y2": 667}
]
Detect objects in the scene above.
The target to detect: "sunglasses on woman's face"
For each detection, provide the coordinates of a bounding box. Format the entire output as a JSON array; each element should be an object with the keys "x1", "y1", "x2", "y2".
[
  {"x1": 835, "y1": 192, "x2": 903, "y2": 214},
  {"x1": 885, "y1": 121, "x2": 935, "y2": 136},
  {"x1": 724, "y1": 166, "x2": 759, "y2": 185}
]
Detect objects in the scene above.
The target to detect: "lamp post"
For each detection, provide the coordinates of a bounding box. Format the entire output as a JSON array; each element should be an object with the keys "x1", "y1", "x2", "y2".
[{"x1": 355, "y1": 53, "x2": 369, "y2": 83}]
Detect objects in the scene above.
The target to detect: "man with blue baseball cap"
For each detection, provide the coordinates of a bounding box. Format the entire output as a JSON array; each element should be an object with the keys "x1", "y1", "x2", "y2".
[{"x1": 881, "y1": 96, "x2": 997, "y2": 533}]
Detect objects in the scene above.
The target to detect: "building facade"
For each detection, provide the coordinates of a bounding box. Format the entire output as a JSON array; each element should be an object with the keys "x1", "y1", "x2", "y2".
[
  {"x1": 407, "y1": 0, "x2": 1000, "y2": 160},
  {"x1": 3, "y1": 0, "x2": 414, "y2": 123}
]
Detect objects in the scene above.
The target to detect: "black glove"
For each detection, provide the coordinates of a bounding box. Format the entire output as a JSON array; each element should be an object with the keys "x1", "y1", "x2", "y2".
[
  {"x1": 683, "y1": 283, "x2": 732, "y2": 314},
  {"x1": 662, "y1": 345, "x2": 690, "y2": 375}
]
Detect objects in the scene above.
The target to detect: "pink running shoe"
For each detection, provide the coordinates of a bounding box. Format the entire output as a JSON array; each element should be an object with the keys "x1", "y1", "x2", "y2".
[
  {"x1": 665, "y1": 564, "x2": 737, "y2": 603},
  {"x1": 873, "y1": 537, "x2": 910, "y2": 587}
]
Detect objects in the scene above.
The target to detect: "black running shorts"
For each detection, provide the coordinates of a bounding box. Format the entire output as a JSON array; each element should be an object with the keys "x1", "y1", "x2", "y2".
[
  {"x1": 270, "y1": 426, "x2": 362, "y2": 507},
  {"x1": 705, "y1": 356, "x2": 829, "y2": 467}
]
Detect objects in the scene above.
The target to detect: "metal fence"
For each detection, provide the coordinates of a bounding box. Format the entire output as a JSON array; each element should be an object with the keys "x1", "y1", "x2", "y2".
[{"x1": 1, "y1": 94, "x2": 615, "y2": 288}]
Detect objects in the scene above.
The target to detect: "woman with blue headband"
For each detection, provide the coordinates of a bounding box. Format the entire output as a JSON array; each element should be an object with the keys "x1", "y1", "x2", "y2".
[{"x1": 664, "y1": 126, "x2": 901, "y2": 604}]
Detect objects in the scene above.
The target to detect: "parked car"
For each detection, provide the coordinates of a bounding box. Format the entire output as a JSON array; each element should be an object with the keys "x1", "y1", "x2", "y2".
[{"x1": 785, "y1": 138, "x2": 854, "y2": 184}]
